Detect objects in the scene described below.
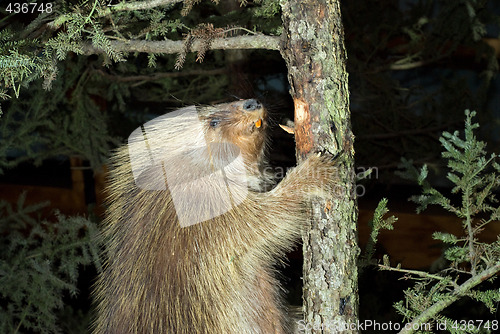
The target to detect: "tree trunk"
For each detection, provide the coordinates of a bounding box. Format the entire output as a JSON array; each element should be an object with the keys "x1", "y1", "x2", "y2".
[{"x1": 280, "y1": 1, "x2": 359, "y2": 333}]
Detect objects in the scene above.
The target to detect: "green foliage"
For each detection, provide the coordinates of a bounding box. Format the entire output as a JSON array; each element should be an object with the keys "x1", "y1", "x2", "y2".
[
  {"x1": 0, "y1": 193, "x2": 102, "y2": 334},
  {"x1": 147, "y1": 14, "x2": 187, "y2": 39},
  {"x1": 361, "y1": 198, "x2": 397, "y2": 266},
  {"x1": 0, "y1": 29, "x2": 57, "y2": 99},
  {"x1": 399, "y1": 110, "x2": 499, "y2": 271},
  {"x1": 469, "y1": 289, "x2": 500, "y2": 313},
  {"x1": 0, "y1": 2, "x2": 123, "y2": 99},
  {"x1": 388, "y1": 110, "x2": 500, "y2": 333},
  {"x1": 0, "y1": 58, "x2": 118, "y2": 173},
  {"x1": 0, "y1": 0, "x2": 279, "y2": 121},
  {"x1": 253, "y1": 0, "x2": 281, "y2": 18},
  {"x1": 46, "y1": 11, "x2": 124, "y2": 64},
  {"x1": 45, "y1": 14, "x2": 85, "y2": 60},
  {"x1": 393, "y1": 277, "x2": 455, "y2": 322},
  {"x1": 1, "y1": 1, "x2": 238, "y2": 172}
]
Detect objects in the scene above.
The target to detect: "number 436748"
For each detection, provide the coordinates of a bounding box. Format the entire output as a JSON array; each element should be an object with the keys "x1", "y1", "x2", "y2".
[{"x1": 6, "y1": 3, "x2": 53, "y2": 14}]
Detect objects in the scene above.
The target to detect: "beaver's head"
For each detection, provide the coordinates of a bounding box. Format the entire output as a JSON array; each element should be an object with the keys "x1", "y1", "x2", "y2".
[
  {"x1": 199, "y1": 99, "x2": 268, "y2": 168},
  {"x1": 126, "y1": 99, "x2": 270, "y2": 196}
]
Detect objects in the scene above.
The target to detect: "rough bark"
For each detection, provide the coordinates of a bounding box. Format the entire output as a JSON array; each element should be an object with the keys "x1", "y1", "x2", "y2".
[{"x1": 280, "y1": 0, "x2": 359, "y2": 333}]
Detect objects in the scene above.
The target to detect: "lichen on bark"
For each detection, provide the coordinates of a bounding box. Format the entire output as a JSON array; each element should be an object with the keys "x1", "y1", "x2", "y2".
[{"x1": 280, "y1": 0, "x2": 360, "y2": 332}]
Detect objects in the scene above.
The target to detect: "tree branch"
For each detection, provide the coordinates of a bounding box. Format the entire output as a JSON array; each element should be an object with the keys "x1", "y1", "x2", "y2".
[
  {"x1": 48, "y1": 0, "x2": 184, "y2": 29},
  {"x1": 378, "y1": 264, "x2": 450, "y2": 283},
  {"x1": 106, "y1": 0, "x2": 184, "y2": 11},
  {"x1": 80, "y1": 35, "x2": 280, "y2": 55},
  {"x1": 397, "y1": 262, "x2": 500, "y2": 334}
]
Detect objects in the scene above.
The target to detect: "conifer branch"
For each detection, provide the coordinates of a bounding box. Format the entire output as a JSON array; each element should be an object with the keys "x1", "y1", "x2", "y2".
[
  {"x1": 48, "y1": 0, "x2": 185, "y2": 29},
  {"x1": 378, "y1": 264, "x2": 449, "y2": 283},
  {"x1": 107, "y1": 0, "x2": 184, "y2": 11},
  {"x1": 80, "y1": 35, "x2": 280, "y2": 55},
  {"x1": 397, "y1": 262, "x2": 500, "y2": 334},
  {"x1": 393, "y1": 111, "x2": 500, "y2": 333}
]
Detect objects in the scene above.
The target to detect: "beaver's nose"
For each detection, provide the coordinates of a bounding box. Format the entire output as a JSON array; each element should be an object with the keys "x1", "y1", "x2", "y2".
[{"x1": 242, "y1": 99, "x2": 261, "y2": 111}]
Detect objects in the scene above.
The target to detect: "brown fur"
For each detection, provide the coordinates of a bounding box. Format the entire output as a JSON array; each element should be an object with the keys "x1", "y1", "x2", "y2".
[{"x1": 93, "y1": 99, "x2": 336, "y2": 334}]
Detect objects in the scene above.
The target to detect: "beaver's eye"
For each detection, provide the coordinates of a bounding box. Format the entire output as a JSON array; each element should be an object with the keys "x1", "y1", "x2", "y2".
[{"x1": 209, "y1": 119, "x2": 221, "y2": 128}]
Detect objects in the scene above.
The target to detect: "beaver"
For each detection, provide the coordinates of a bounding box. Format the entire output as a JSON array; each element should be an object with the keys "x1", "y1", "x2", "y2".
[{"x1": 93, "y1": 99, "x2": 337, "y2": 334}]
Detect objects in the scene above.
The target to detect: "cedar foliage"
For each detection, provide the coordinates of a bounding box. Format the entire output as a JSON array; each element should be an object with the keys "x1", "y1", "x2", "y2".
[
  {"x1": 0, "y1": 0, "x2": 280, "y2": 171},
  {"x1": 0, "y1": 57, "x2": 118, "y2": 172},
  {"x1": 367, "y1": 111, "x2": 500, "y2": 333},
  {"x1": 0, "y1": 194, "x2": 102, "y2": 334}
]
